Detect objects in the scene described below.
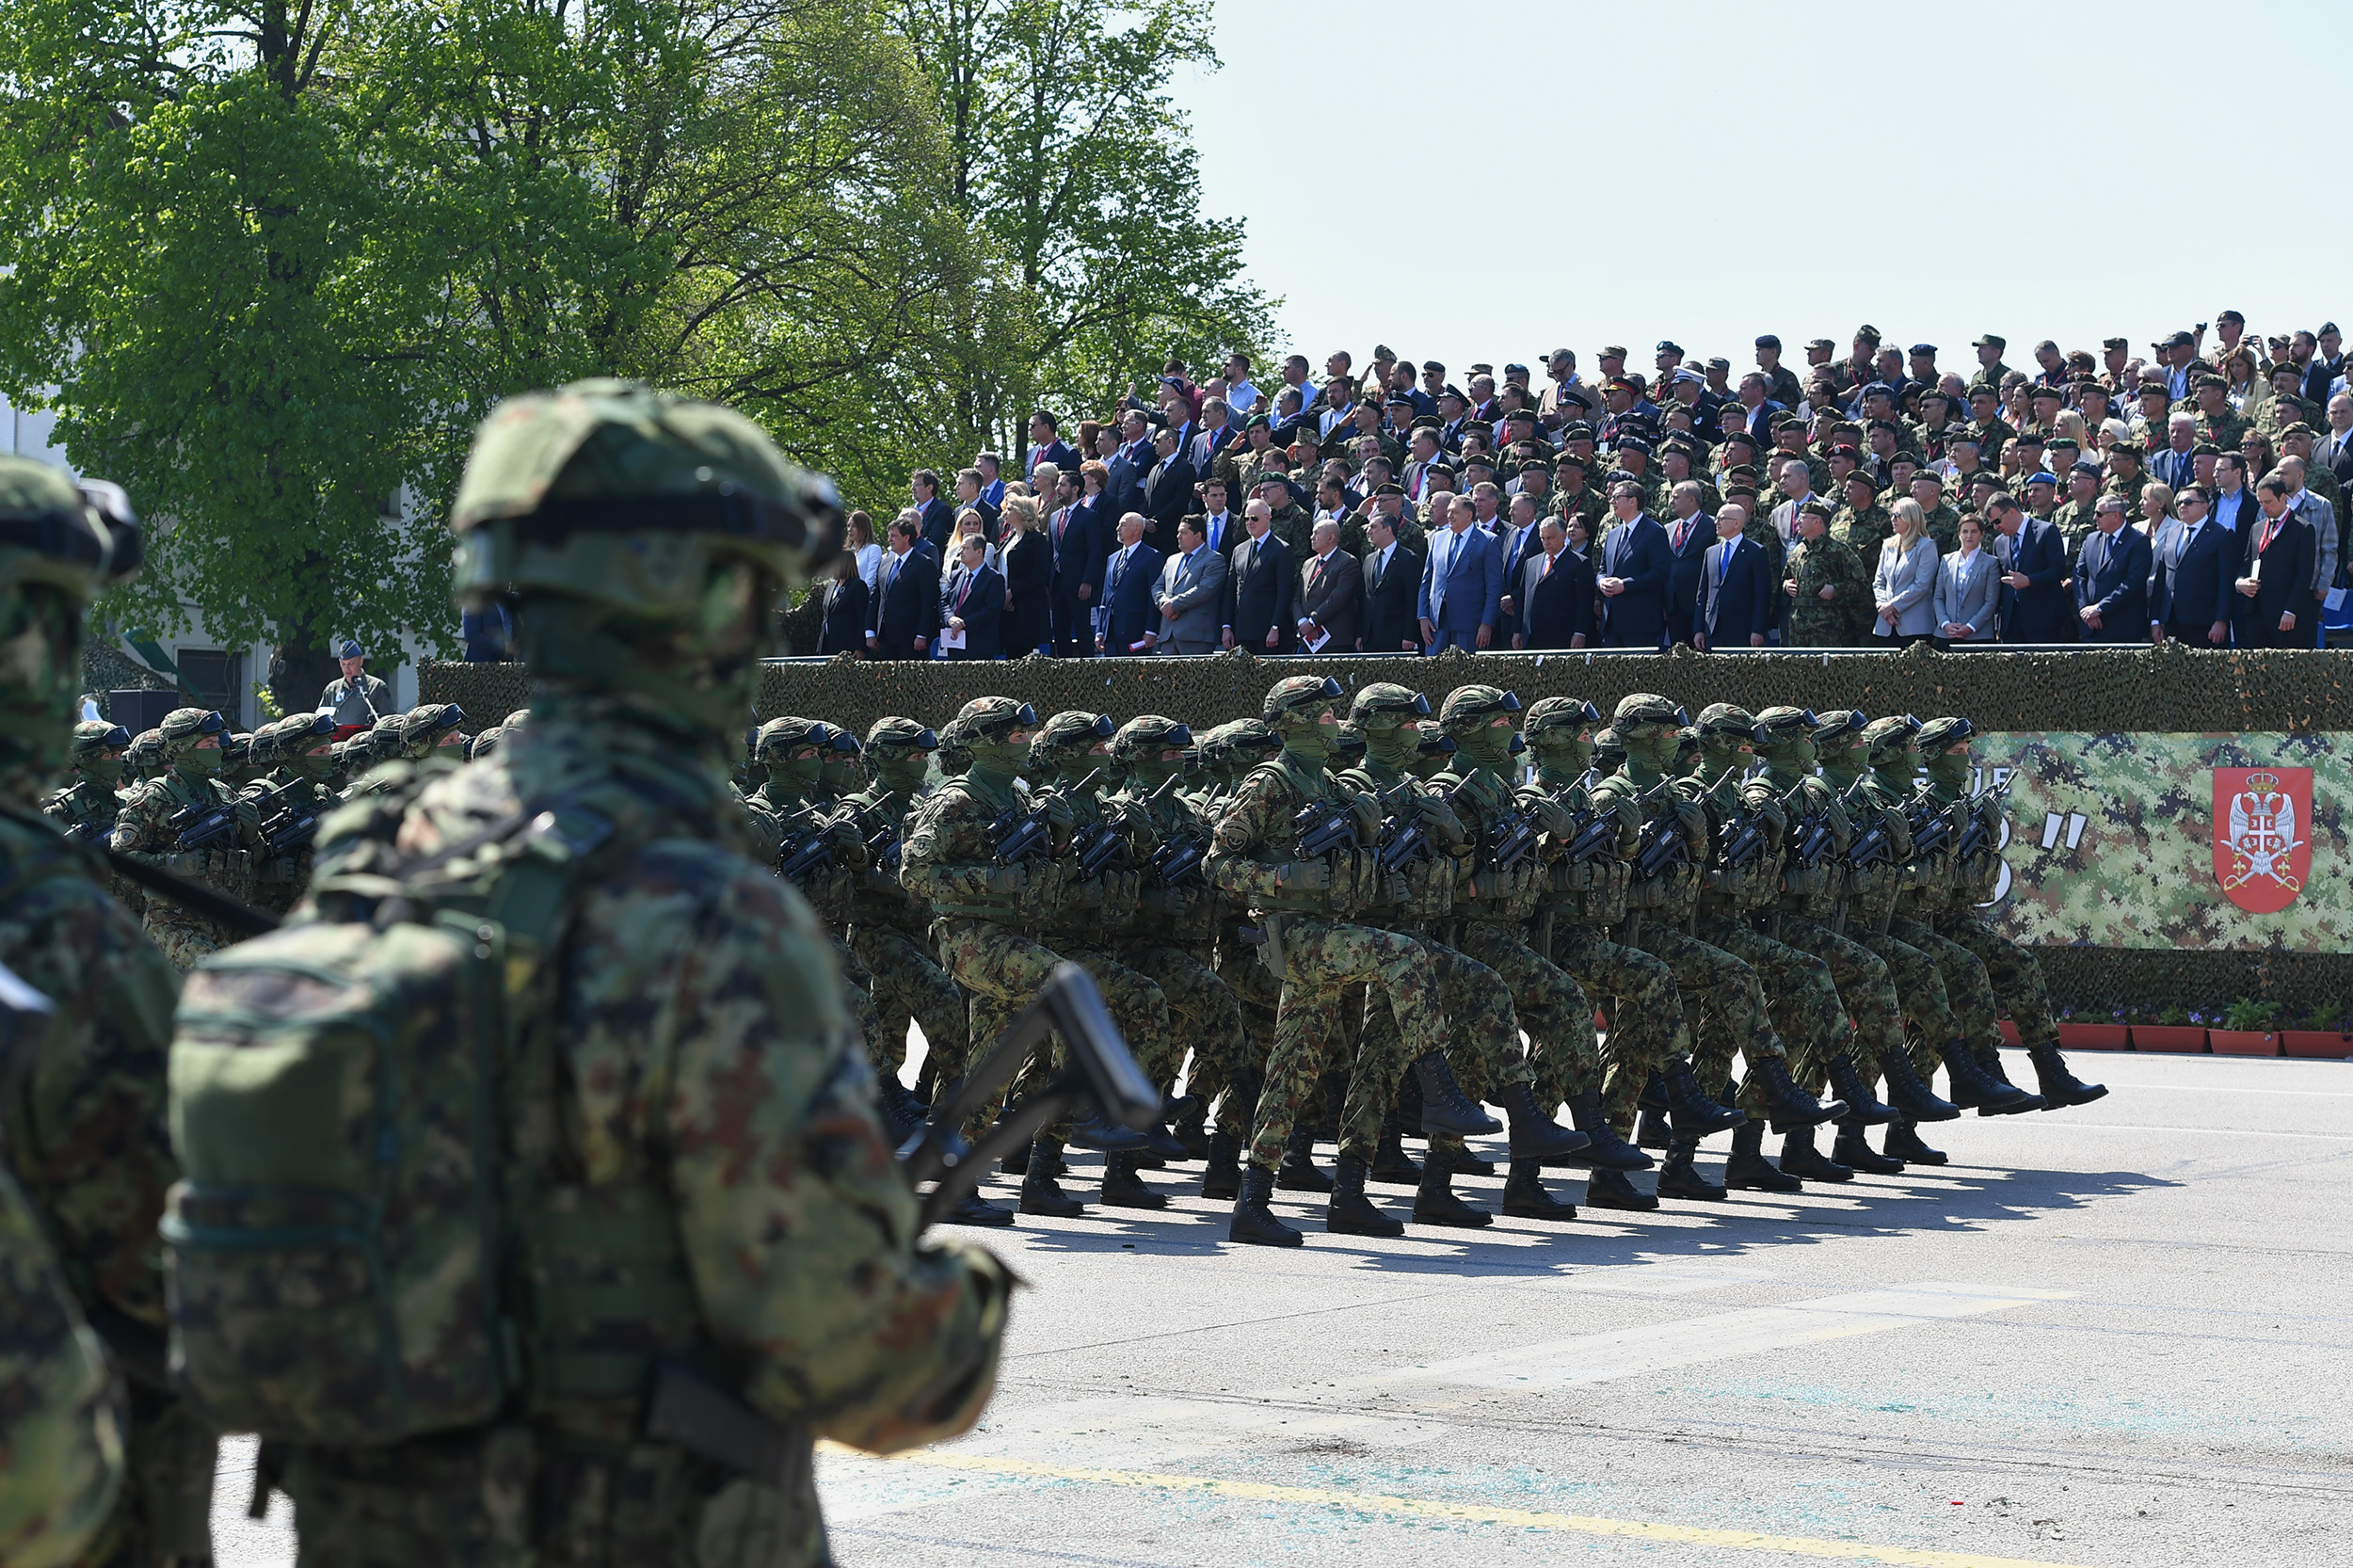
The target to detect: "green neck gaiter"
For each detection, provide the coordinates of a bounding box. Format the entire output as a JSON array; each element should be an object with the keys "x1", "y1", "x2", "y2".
[
  {"x1": 1283, "y1": 718, "x2": 1335, "y2": 764},
  {"x1": 175, "y1": 748, "x2": 222, "y2": 780},
  {"x1": 81, "y1": 757, "x2": 124, "y2": 787},
  {"x1": 1360, "y1": 726, "x2": 1413, "y2": 779},
  {"x1": 874, "y1": 759, "x2": 930, "y2": 796},
  {"x1": 1926, "y1": 752, "x2": 1970, "y2": 801},
  {"x1": 1621, "y1": 732, "x2": 1677, "y2": 787},
  {"x1": 1454, "y1": 728, "x2": 1513, "y2": 776}
]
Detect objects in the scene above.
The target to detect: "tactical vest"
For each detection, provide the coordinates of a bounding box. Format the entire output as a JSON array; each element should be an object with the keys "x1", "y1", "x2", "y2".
[
  {"x1": 1334, "y1": 763, "x2": 1456, "y2": 923},
  {"x1": 1211, "y1": 760, "x2": 1377, "y2": 919},
  {"x1": 1444, "y1": 770, "x2": 1543, "y2": 923},
  {"x1": 1768, "y1": 774, "x2": 1845, "y2": 919},
  {"x1": 1696, "y1": 773, "x2": 1783, "y2": 916},
  {"x1": 1530, "y1": 779, "x2": 1634, "y2": 929},
  {"x1": 1594, "y1": 775, "x2": 1705, "y2": 925}
]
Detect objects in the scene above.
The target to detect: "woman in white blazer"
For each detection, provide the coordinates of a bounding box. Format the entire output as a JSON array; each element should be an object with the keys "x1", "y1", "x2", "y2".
[
  {"x1": 1932, "y1": 512, "x2": 2001, "y2": 644},
  {"x1": 1871, "y1": 497, "x2": 1941, "y2": 645}
]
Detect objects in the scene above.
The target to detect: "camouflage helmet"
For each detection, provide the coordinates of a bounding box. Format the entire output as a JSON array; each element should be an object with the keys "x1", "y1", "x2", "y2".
[
  {"x1": 221, "y1": 730, "x2": 252, "y2": 768},
  {"x1": 1523, "y1": 696, "x2": 1601, "y2": 744},
  {"x1": 1915, "y1": 714, "x2": 1975, "y2": 757},
  {"x1": 1693, "y1": 701, "x2": 1763, "y2": 749},
  {"x1": 468, "y1": 725, "x2": 506, "y2": 763},
  {"x1": 953, "y1": 696, "x2": 1037, "y2": 745},
  {"x1": 751, "y1": 714, "x2": 827, "y2": 765},
  {"x1": 502, "y1": 707, "x2": 531, "y2": 730},
  {"x1": 1347, "y1": 681, "x2": 1429, "y2": 729},
  {"x1": 1611, "y1": 692, "x2": 1689, "y2": 737},
  {"x1": 0, "y1": 457, "x2": 143, "y2": 601},
  {"x1": 1414, "y1": 728, "x2": 1457, "y2": 761},
  {"x1": 276, "y1": 711, "x2": 338, "y2": 754},
  {"x1": 158, "y1": 707, "x2": 228, "y2": 758},
  {"x1": 1811, "y1": 710, "x2": 1869, "y2": 760},
  {"x1": 864, "y1": 716, "x2": 939, "y2": 757},
  {"x1": 248, "y1": 728, "x2": 281, "y2": 773},
  {"x1": 1436, "y1": 684, "x2": 1522, "y2": 736},
  {"x1": 449, "y1": 380, "x2": 843, "y2": 616},
  {"x1": 1109, "y1": 714, "x2": 1193, "y2": 764},
  {"x1": 1863, "y1": 713, "x2": 1922, "y2": 766},
  {"x1": 398, "y1": 702, "x2": 468, "y2": 758},
  {"x1": 1752, "y1": 705, "x2": 1818, "y2": 748},
  {"x1": 361, "y1": 713, "x2": 408, "y2": 762},
  {"x1": 1592, "y1": 727, "x2": 1627, "y2": 771},
  {"x1": 126, "y1": 728, "x2": 164, "y2": 775},
  {"x1": 69, "y1": 720, "x2": 129, "y2": 761},
  {"x1": 1228, "y1": 718, "x2": 1284, "y2": 760},
  {"x1": 1030, "y1": 710, "x2": 1114, "y2": 769},
  {"x1": 1262, "y1": 674, "x2": 1344, "y2": 728}
]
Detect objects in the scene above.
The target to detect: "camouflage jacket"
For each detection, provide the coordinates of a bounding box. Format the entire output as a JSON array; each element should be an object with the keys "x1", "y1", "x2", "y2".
[
  {"x1": 1932, "y1": 780, "x2": 2008, "y2": 906},
  {"x1": 1832, "y1": 770, "x2": 1913, "y2": 931},
  {"x1": 38, "y1": 781, "x2": 118, "y2": 846},
  {"x1": 1523, "y1": 767, "x2": 1637, "y2": 929},
  {"x1": 106, "y1": 770, "x2": 258, "y2": 898},
  {"x1": 1693, "y1": 766, "x2": 1786, "y2": 916},
  {"x1": 1757, "y1": 767, "x2": 1851, "y2": 920},
  {"x1": 839, "y1": 784, "x2": 929, "y2": 936},
  {"x1": 1208, "y1": 752, "x2": 1381, "y2": 920},
  {"x1": 1830, "y1": 502, "x2": 1893, "y2": 564},
  {"x1": 1027, "y1": 777, "x2": 1146, "y2": 940},
  {"x1": 1785, "y1": 534, "x2": 1871, "y2": 646},
  {"x1": 1120, "y1": 780, "x2": 1219, "y2": 947},
  {"x1": 0, "y1": 805, "x2": 180, "y2": 1334},
  {"x1": 308, "y1": 696, "x2": 1007, "y2": 1459},
  {"x1": 0, "y1": 1169, "x2": 122, "y2": 1568},
  {"x1": 1435, "y1": 764, "x2": 1550, "y2": 923},
  {"x1": 1333, "y1": 756, "x2": 1465, "y2": 924},
  {"x1": 1881, "y1": 769, "x2": 1962, "y2": 918},
  {"x1": 1589, "y1": 769, "x2": 1709, "y2": 925},
  {"x1": 746, "y1": 783, "x2": 865, "y2": 927},
  {"x1": 901, "y1": 767, "x2": 1068, "y2": 923},
  {"x1": 1919, "y1": 503, "x2": 1963, "y2": 554}
]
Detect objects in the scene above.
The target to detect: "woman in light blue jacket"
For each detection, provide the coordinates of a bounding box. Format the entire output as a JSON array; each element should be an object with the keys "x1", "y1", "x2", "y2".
[
  {"x1": 1931, "y1": 513, "x2": 2001, "y2": 644},
  {"x1": 1871, "y1": 496, "x2": 1941, "y2": 645}
]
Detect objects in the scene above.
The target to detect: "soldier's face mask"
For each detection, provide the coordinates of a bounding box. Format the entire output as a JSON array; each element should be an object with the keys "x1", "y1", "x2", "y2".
[
  {"x1": 177, "y1": 741, "x2": 223, "y2": 776},
  {"x1": 968, "y1": 730, "x2": 1031, "y2": 776},
  {"x1": 873, "y1": 754, "x2": 930, "y2": 792},
  {"x1": 1454, "y1": 715, "x2": 1515, "y2": 766},
  {"x1": 1535, "y1": 732, "x2": 1593, "y2": 770},
  {"x1": 1927, "y1": 747, "x2": 1972, "y2": 789},
  {"x1": 1283, "y1": 709, "x2": 1337, "y2": 761},
  {"x1": 83, "y1": 750, "x2": 124, "y2": 785},
  {"x1": 1622, "y1": 728, "x2": 1681, "y2": 769}
]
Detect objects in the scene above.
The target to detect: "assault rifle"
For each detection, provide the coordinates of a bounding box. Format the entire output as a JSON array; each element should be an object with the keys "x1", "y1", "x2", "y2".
[
  {"x1": 1289, "y1": 793, "x2": 1362, "y2": 860},
  {"x1": 776, "y1": 824, "x2": 835, "y2": 883},
  {"x1": 1784, "y1": 781, "x2": 1836, "y2": 869},
  {"x1": 259, "y1": 789, "x2": 328, "y2": 857},
  {"x1": 1563, "y1": 807, "x2": 1622, "y2": 865},
  {"x1": 1630, "y1": 779, "x2": 1691, "y2": 882},
  {"x1": 990, "y1": 767, "x2": 1102, "y2": 867},
  {"x1": 1954, "y1": 771, "x2": 2013, "y2": 861},
  {"x1": 1486, "y1": 799, "x2": 1544, "y2": 872},
  {"x1": 1907, "y1": 796, "x2": 1954, "y2": 859},
  {"x1": 835, "y1": 794, "x2": 904, "y2": 878},
  {"x1": 168, "y1": 795, "x2": 250, "y2": 854},
  {"x1": 1372, "y1": 778, "x2": 1457, "y2": 873}
]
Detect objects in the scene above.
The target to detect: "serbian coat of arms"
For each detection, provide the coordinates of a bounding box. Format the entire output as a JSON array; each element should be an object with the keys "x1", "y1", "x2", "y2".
[{"x1": 2211, "y1": 767, "x2": 2313, "y2": 915}]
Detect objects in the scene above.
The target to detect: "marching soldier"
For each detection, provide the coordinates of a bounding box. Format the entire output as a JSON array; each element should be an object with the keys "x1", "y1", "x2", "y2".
[{"x1": 107, "y1": 705, "x2": 261, "y2": 971}]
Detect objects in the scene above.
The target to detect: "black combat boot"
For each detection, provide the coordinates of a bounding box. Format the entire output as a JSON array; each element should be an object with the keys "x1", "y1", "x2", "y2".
[
  {"x1": 1825, "y1": 1053, "x2": 1897, "y2": 1127},
  {"x1": 1724, "y1": 1122, "x2": 1801, "y2": 1192},
  {"x1": 1943, "y1": 1045, "x2": 2044, "y2": 1115},
  {"x1": 1582, "y1": 1168, "x2": 1659, "y2": 1211},
  {"x1": 1881, "y1": 1048, "x2": 1961, "y2": 1122},
  {"x1": 1635, "y1": 1109, "x2": 1674, "y2": 1149},
  {"x1": 1000, "y1": 1140, "x2": 1033, "y2": 1176},
  {"x1": 1659, "y1": 1062, "x2": 1747, "y2": 1139},
  {"x1": 1099, "y1": 1150, "x2": 1168, "y2": 1209},
  {"x1": 1831, "y1": 1119, "x2": 1906, "y2": 1175},
  {"x1": 1745, "y1": 1055, "x2": 1847, "y2": 1130},
  {"x1": 1072, "y1": 1110, "x2": 1150, "y2": 1152},
  {"x1": 943, "y1": 1192, "x2": 1016, "y2": 1227},
  {"x1": 1169, "y1": 1095, "x2": 1211, "y2": 1159},
  {"x1": 1200, "y1": 1130, "x2": 1243, "y2": 1200},
  {"x1": 1884, "y1": 1116, "x2": 1948, "y2": 1165},
  {"x1": 1412, "y1": 1156, "x2": 1492, "y2": 1228},
  {"x1": 1018, "y1": 1137, "x2": 1085, "y2": 1217},
  {"x1": 1327, "y1": 1156, "x2": 1405, "y2": 1237},
  {"x1": 1656, "y1": 1140, "x2": 1726, "y2": 1201},
  {"x1": 1275, "y1": 1126, "x2": 1334, "y2": 1192},
  {"x1": 1501, "y1": 1158, "x2": 1579, "y2": 1221},
  {"x1": 878, "y1": 1077, "x2": 929, "y2": 1147},
  {"x1": 1562, "y1": 1091, "x2": 1655, "y2": 1171},
  {"x1": 1497, "y1": 1081, "x2": 1592, "y2": 1162},
  {"x1": 1228, "y1": 1165, "x2": 1302, "y2": 1247},
  {"x1": 1428, "y1": 1139, "x2": 1495, "y2": 1178},
  {"x1": 1777, "y1": 1125, "x2": 1853, "y2": 1183},
  {"x1": 1369, "y1": 1115, "x2": 1421, "y2": 1186},
  {"x1": 2026, "y1": 1042, "x2": 2108, "y2": 1109},
  {"x1": 1412, "y1": 1050, "x2": 1503, "y2": 1136}
]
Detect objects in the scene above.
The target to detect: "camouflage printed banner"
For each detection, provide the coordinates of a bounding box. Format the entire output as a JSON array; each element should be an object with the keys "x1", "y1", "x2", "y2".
[{"x1": 1967, "y1": 733, "x2": 2348, "y2": 952}]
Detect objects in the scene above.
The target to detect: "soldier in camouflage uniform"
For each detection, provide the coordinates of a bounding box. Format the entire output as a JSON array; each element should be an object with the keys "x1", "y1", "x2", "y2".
[
  {"x1": 1910, "y1": 472, "x2": 1963, "y2": 553},
  {"x1": 1330, "y1": 683, "x2": 1577, "y2": 1232},
  {"x1": 1193, "y1": 720, "x2": 1285, "y2": 1197},
  {"x1": 247, "y1": 712, "x2": 343, "y2": 915},
  {"x1": 107, "y1": 706, "x2": 260, "y2": 971},
  {"x1": 0, "y1": 457, "x2": 208, "y2": 1565},
  {"x1": 839, "y1": 718, "x2": 968, "y2": 1156},
  {"x1": 286, "y1": 378, "x2": 1009, "y2": 1565},
  {"x1": 0, "y1": 1166, "x2": 124, "y2": 1568},
  {"x1": 1589, "y1": 696, "x2": 1838, "y2": 1197},
  {"x1": 1520, "y1": 699, "x2": 1744, "y2": 1207},
  {"x1": 1918, "y1": 717, "x2": 2106, "y2": 1112},
  {"x1": 1785, "y1": 500, "x2": 1871, "y2": 646},
  {"x1": 1830, "y1": 471, "x2": 1894, "y2": 568},
  {"x1": 1208, "y1": 676, "x2": 1500, "y2": 1247},
  {"x1": 392, "y1": 702, "x2": 470, "y2": 778},
  {"x1": 41, "y1": 720, "x2": 129, "y2": 845}
]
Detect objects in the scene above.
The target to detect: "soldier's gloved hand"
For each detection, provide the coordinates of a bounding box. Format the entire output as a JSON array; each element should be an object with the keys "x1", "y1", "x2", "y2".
[
  {"x1": 1035, "y1": 792, "x2": 1077, "y2": 833},
  {"x1": 1279, "y1": 858, "x2": 1329, "y2": 892},
  {"x1": 1348, "y1": 792, "x2": 1383, "y2": 841},
  {"x1": 1531, "y1": 796, "x2": 1576, "y2": 838}
]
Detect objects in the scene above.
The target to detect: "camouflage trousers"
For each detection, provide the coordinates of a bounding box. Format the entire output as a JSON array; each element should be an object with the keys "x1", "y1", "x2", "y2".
[
  {"x1": 82, "y1": 1385, "x2": 217, "y2": 1568},
  {"x1": 142, "y1": 904, "x2": 233, "y2": 975},
  {"x1": 934, "y1": 917, "x2": 1065, "y2": 1140},
  {"x1": 1849, "y1": 923, "x2": 1967, "y2": 1075},
  {"x1": 1774, "y1": 916, "x2": 1907, "y2": 1084},
  {"x1": 832, "y1": 936, "x2": 890, "y2": 1078},
  {"x1": 1453, "y1": 918, "x2": 1599, "y2": 1109},
  {"x1": 1695, "y1": 915, "x2": 1856, "y2": 1117},
  {"x1": 1889, "y1": 918, "x2": 2006, "y2": 1068},
  {"x1": 285, "y1": 1422, "x2": 825, "y2": 1568},
  {"x1": 1353, "y1": 926, "x2": 1528, "y2": 1160},
  {"x1": 1119, "y1": 942, "x2": 1248, "y2": 1121},
  {"x1": 1013, "y1": 939, "x2": 1173, "y2": 1141},
  {"x1": 1550, "y1": 920, "x2": 1692, "y2": 1132},
  {"x1": 0, "y1": 1170, "x2": 121, "y2": 1568},
  {"x1": 1625, "y1": 921, "x2": 1788, "y2": 1110},
  {"x1": 1211, "y1": 926, "x2": 1281, "y2": 1140},
  {"x1": 848, "y1": 923, "x2": 966, "y2": 1080},
  {"x1": 1938, "y1": 914, "x2": 2058, "y2": 1049},
  {"x1": 1252, "y1": 917, "x2": 1446, "y2": 1173}
]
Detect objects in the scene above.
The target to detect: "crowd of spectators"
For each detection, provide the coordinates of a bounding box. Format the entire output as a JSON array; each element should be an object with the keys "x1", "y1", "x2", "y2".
[{"x1": 810, "y1": 316, "x2": 2353, "y2": 660}]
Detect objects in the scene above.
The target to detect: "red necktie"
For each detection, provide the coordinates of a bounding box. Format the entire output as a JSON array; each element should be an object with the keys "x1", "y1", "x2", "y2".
[
  {"x1": 2258, "y1": 515, "x2": 2280, "y2": 553},
  {"x1": 1541, "y1": 552, "x2": 1553, "y2": 578},
  {"x1": 1673, "y1": 518, "x2": 1689, "y2": 552}
]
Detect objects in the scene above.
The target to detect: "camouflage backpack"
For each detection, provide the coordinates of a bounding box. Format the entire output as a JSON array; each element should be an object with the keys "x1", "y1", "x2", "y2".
[{"x1": 162, "y1": 782, "x2": 658, "y2": 1446}]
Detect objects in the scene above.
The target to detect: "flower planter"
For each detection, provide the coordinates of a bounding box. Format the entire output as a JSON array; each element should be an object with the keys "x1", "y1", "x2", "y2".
[
  {"x1": 2207, "y1": 1030, "x2": 2280, "y2": 1057},
  {"x1": 2057, "y1": 1023, "x2": 2129, "y2": 1050},
  {"x1": 1997, "y1": 1020, "x2": 2022, "y2": 1048},
  {"x1": 2281, "y1": 1031, "x2": 2353, "y2": 1060},
  {"x1": 2129, "y1": 1026, "x2": 2208, "y2": 1053}
]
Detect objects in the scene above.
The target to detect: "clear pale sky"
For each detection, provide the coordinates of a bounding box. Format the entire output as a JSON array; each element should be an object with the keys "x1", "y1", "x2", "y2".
[{"x1": 1177, "y1": 0, "x2": 2353, "y2": 377}]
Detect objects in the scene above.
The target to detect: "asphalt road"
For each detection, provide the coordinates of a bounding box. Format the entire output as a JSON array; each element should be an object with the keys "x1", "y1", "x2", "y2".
[{"x1": 212, "y1": 1048, "x2": 2353, "y2": 1568}]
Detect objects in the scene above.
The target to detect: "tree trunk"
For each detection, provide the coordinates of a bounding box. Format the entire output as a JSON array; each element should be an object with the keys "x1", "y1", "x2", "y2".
[{"x1": 269, "y1": 613, "x2": 344, "y2": 719}]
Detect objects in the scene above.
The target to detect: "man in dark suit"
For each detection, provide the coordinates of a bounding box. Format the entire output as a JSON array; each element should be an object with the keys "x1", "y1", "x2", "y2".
[
  {"x1": 1185, "y1": 476, "x2": 1241, "y2": 558},
  {"x1": 1024, "y1": 409, "x2": 1080, "y2": 482},
  {"x1": 2314, "y1": 392, "x2": 2353, "y2": 491},
  {"x1": 1097, "y1": 511, "x2": 1162, "y2": 655},
  {"x1": 2148, "y1": 486, "x2": 2235, "y2": 646},
  {"x1": 2232, "y1": 476, "x2": 2319, "y2": 648},
  {"x1": 952, "y1": 468, "x2": 1000, "y2": 542},
  {"x1": 1295, "y1": 517, "x2": 1362, "y2": 652},
  {"x1": 1358, "y1": 512, "x2": 1421, "y2": 652},
  {"x1": 911, "y1": 469, "x2": 955, "y2": 555},
  {"x1": 2073, "y1": 498, "x2": 2153, "y2": 643},
  {"x1": 866, "y1": 515, "x2": 941, "y2": 658},
  {"x1": 1594, "y1": 483, "x2": 1672, "y2": 648},
  {"x1": 1189, "y1": 397, "x2": 1240, "y2": 476},
  {"x1": 1222, "y1": 500, "x2": 1295, "y2": 651},
  {"x1": 1489, "y1": 493, "x2": 1546, "y2": 645},
  {"x1": 1657, "y1": 484, "x2": 1715, "y2": 647},
  {"x1": 1102, "y1": 409, "x2": 1154, "y2": 520},
  {"x1": 1140, "y1": 425, "x2": 1196, "y2": 551},
  {"x1": 1987, "y1": 491, "x2": 2073, "y2": 644},
  {"x1": 1696, "y1": 506, "x2": 1773, "y2": 649},
  {"x1": 1045, "y1": 472, "x2": 1101, "y2": 659},
  {"x1": 937, "y1": 534, "x2": 1004, "y2": 660},
  {"x1": 1512, "y1": 518, "x2": 1593, "y2": 648},
  {"x1": 1416, "y1": 494, "x2": 1503, "y2": 652},
  {"x1": 815, "y1": 567, "x2": 870, "y2": 655}
]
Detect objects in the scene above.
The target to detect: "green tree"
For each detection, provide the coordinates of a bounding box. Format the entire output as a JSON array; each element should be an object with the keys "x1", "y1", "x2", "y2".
[{"x1": 888, "y1": 0, "x2": 1277, "y2": 459}]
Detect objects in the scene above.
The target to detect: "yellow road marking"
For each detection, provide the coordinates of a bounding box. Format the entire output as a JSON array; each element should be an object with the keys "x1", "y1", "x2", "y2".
[{"x1": 822, "y1": 1444, "x2": 2100, "y2": 1568}]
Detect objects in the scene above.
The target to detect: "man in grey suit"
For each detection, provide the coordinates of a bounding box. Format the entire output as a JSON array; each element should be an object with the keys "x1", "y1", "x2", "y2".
[
  {"x1": 1294, "y1": 518, "x2": 1362, "y2": 652},
  {"x1": 1149, "y1": 516, "x2": 1226, "y2": 654},
  {"x1": 2281, "y1": 456, "x2": 2341, "y2": 609},
  {"x1": 2316, "y1": 393, "x2": 2353, "y2": 491}
]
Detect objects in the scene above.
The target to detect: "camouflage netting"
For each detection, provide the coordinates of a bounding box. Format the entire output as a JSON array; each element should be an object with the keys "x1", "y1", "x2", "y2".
[{"x1": 420, "y1": 645, "x2": 2353, "y2": 1013}]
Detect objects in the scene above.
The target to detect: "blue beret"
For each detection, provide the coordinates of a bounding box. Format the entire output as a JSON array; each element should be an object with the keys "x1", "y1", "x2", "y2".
[{"x1": 2027, "y1": 471, "x2": 2058, "y2": 487}]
